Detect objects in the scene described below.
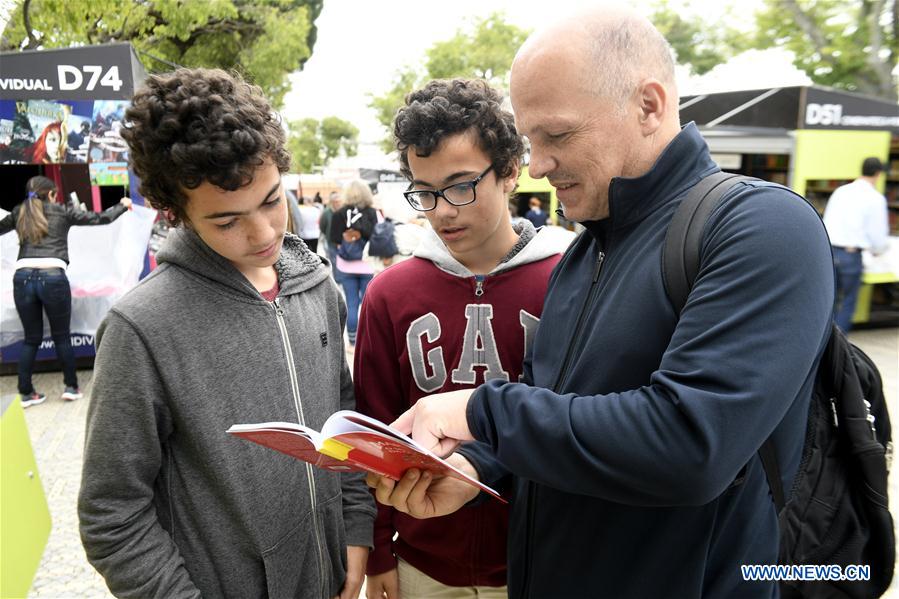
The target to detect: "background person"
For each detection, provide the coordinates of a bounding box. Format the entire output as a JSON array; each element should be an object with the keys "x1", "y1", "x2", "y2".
[
  {"x1": 822, "y1": 156, "x2": 891, "y2": 331},
  {"x1": 297, "y1": 194, "x2": 323, "y2": 253},
  {"x1": 328, "y1": 179, "x2": 378, "y2": 347},
  {"x1": 523, "y1": 196, "x2": 548, "y2": 228},
  {"x1": 368, "y1": 7, "x2": 833, "y2": 598},
  {"x1": 321, "y1": 190, "x2": 343, "y2": 277},
  {"x1": 0, "y1": 176, "x2": 130, "y2": 406}
]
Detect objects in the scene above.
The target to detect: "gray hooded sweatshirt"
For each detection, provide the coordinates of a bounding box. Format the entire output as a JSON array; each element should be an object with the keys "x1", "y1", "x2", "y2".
[{"x1": 79, "y1": 229, "x2": 375, "y2": 599}]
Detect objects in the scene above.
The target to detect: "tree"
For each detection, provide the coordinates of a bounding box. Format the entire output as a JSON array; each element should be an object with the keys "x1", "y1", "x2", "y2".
[
  {"x1": 650, "y1": 1, "x2": 750, "y2": 75},
  {"x1": 287, "y1": 116, "x2": 359, "y2": 173},
  {"x1": 368, "y1": 12, "x2": 529, "y2": 153},
  {"x1": 0, "y1": 0, "x2": 323, "y2": 107},
  {"x1": 753, "y1": 0, "x2": 898, "y2": 101}
]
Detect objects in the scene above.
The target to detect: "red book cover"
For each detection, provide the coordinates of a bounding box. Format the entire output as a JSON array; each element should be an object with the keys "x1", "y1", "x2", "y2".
[{"x1": 227, "y1": 410, "x2": 505, "y2": 502}]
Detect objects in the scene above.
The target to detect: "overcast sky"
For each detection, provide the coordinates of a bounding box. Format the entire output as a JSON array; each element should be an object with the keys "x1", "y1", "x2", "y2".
[{"x1": 280, "y1": 0, "x2": 769, "y2": 149}]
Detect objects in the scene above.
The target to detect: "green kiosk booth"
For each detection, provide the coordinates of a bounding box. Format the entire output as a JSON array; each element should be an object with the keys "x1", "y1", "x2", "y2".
[{"x1": 678, "y1": 85, "x2": 899, "y2": 326}]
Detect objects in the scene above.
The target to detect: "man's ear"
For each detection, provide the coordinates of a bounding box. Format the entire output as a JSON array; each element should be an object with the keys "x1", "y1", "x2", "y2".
[{"x1": 637, "y1": 78, "x2": 667, "y2": 137}]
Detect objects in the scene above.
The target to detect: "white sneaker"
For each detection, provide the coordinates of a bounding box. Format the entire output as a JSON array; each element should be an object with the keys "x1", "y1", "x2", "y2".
[
  {"x1": 20, "y1": 392, "x2": 47, "y2": 408},
  {"x1": 62, "y1": 386, "x2": 84, "y2": 401}
]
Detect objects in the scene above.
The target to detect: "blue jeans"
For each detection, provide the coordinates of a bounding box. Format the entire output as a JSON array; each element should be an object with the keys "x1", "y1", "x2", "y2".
[
  {"x1": 832, "y1": 247, "x2": 864, "y2": 332},
  {"x1": 325, "y1": 242, "x2": 343, "y2": 283},
  {"x1": 340, "y1": 273, "x2": 372, "y2": 344},
  {"x1": 13, "y1": 268, "x2": 78, "y2": 394}
]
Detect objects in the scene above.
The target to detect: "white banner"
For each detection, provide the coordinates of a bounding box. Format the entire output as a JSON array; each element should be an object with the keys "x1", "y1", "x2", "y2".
[{"x1": 1, "y1": 203, "x2": 156, "y2": 348}]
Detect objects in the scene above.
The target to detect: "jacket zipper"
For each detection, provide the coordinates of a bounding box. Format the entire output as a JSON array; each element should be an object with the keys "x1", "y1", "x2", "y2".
[
  {"x1": 521, "y1": 248, "x2": 606, "y2": 597},
  {"x1": 272, "y1": 297, "x2": 328, "y2": 598},
  {"x1": 474, "y1": 275, "x2": 486, "y2": 297}
]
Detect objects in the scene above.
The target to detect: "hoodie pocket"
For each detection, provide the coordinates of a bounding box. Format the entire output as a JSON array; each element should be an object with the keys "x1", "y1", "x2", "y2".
[{"x1": 261, "y1": 492, "x2": 346, "y2": 599}]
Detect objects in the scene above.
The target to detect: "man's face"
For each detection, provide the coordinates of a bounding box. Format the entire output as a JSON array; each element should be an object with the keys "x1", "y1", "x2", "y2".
[
  {"x1": 511, "y1": 50, "x2": 640, "y2": 222},
  {"x1": 182, "y1": 162, "x2": 288, "y2": 280},
  {"x1": 407, "y1": 132, "x2": 516, "y2": 264}
]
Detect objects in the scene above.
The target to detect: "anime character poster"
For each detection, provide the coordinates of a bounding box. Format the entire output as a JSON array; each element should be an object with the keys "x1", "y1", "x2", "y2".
[
  {"x1": 88, "y1": 100, "x2": 128, "y2": 163},
  {"x1": 0, "y1": 99, "x2": 93, "y2": 164}
]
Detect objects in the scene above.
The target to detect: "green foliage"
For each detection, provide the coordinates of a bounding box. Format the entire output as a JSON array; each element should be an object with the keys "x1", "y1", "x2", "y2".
[
  {"x1": 368, "y1": 12, "x2": 529, "y2": 153},
  {"x1": 368, "y1": 68, "x2": 419, "y2": 154},
  {"x1": 425, "y1": 13, "x2": 529, "y2": 84},
  {"x1": 753, "y1": 0, "x2": 897, "y2": 100},
  {"x1": 650, "y1": 1, "x2": 750, "y2": 75},
  {"x1": 0, "y1": 0, "x2": 324, "y2": 107},
  {"x1": 288, "y1": 116, "x2": 359, "y2": 173}
]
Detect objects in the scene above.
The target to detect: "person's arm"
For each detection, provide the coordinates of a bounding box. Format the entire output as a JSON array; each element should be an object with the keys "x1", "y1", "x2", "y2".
[
  {"x1": 78, "y1": 311, "x2": 201, "y2": 598},
  {"x1": 333, "y1": 286, "x2": 376, "y2": 595},
  {"x1": 67, "y1": 197, "x2": 130, "y2": 226},
  {"x1": 867, "y1": 194, "x2": 890, "y2": 255},
  {"x1": 467, "y1": 187, "x2": 834, "y2": 505},
  {"x1": 320, "y1": 210, "x2": 332, "y2": 238},
  {"x1": 404, "y1": 187, "x2": 835, "y2": 507}
]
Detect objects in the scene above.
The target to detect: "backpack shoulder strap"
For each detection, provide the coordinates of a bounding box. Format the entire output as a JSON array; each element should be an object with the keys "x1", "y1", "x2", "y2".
[
  {"x1": 662, "y1": 172, "x2": 751, "y2": 314},
  {"x1": 662, "y1": 171, "x2": 787, "y2": 509}
]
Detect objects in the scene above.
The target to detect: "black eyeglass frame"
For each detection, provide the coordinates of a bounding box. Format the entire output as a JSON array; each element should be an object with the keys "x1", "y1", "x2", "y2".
[{"x1": 403, "y1": 164, "x2": 495, "y2": 212}]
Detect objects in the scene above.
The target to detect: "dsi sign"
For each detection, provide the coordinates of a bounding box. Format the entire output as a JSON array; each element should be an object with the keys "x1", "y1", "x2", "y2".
[
  {"x1": 0, "y1": 43, "x2": 143, "y2": 101},
  {"x1": 802, "y1": 88, "x2": 899, "y2": 132},
  {"x1": 0, "y1": 66, "x2": 123, "y2": 94},
  {"x1": 805, "y1": 103, "x2": 843, "y2": 126}
]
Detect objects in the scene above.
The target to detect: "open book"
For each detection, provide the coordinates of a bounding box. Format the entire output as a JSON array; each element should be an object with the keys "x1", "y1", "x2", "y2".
[{"x1": 227, "y1": 410, "x2": 505, "y2": 502}]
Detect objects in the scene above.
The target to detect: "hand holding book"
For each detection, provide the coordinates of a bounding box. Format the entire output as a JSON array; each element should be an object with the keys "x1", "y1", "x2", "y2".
[
  {"x1": 365, "y1": 453, "x2": 484, "y2": 519},
  {"x1": 227, "y1": 410, "x2": 505, "y2": 503}
]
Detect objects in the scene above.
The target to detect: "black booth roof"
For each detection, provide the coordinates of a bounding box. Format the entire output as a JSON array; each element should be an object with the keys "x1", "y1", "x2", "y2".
[{"x1": 680, "y1": 85, "x2": 899, "y2": 134}]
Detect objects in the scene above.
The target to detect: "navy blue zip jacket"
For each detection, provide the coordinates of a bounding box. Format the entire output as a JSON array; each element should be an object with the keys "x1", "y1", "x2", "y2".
[{"x1": 465, "y1": 123, "x2": 834, "y2": 598}]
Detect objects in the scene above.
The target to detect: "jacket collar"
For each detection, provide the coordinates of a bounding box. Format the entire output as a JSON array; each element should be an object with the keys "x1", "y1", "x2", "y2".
[
  {"x1": 157, "y1": 228, "x2": 328, "y2": 299},
  {"x1": 584, "y1": 122, "x2": 718, "y2": 237},
  {"x1": 413, "y1": 220, "x2": 568, "y2": 278}
]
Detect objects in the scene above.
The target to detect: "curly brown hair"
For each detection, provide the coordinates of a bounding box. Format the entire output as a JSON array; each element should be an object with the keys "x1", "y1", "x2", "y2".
[
  {"x1": 121, "y1": 68, "x2": 290, "y2": 225},
  {"x1": 394, "y1": 79, "x2": 524, "y2": 181}
]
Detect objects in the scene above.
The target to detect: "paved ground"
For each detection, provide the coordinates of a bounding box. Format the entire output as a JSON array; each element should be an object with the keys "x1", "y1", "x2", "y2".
[{"x1": 3, "y1": 328, "x2": 898, "y2": 598}]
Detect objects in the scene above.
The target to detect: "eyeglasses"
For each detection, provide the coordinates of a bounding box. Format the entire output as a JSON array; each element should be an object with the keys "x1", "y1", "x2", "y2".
[{"x1": 403, "y1": 165, "x2": 494, "y2": 212}]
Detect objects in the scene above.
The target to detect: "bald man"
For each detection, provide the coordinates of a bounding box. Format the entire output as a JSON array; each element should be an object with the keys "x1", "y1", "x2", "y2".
[{"x1": 368, "y1": 7, "x2": 834, "y2": 597}]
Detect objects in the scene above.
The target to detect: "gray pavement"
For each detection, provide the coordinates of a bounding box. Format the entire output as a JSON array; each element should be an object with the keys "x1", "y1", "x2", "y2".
[{"x1": 3, "y1": 328, "x2": 898, "y2": 598}]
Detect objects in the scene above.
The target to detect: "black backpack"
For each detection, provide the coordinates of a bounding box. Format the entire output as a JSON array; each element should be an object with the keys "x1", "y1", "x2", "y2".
[
  {"x1": 368, "y1": 219, "x2": 398, "y2": 258},
  {"x1": 663, "y1": 172, "x2": 895, "y2": 598}
]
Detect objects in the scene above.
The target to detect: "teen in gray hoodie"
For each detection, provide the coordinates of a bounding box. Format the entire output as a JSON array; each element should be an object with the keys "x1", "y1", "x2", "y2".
[{"x1": 78, "y1": 68, "x2": 375, "y2": 599}]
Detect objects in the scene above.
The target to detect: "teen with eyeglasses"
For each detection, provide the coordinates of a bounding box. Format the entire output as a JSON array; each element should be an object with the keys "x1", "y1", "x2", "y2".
[{"x1": 354, "y1": 78, "x2": 569, "y2": 599}]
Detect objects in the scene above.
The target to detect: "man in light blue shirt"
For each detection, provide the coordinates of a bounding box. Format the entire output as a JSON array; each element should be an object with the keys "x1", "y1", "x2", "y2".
[{"x1": 822, "y1": 156, "x2": 890, "y2": 331}]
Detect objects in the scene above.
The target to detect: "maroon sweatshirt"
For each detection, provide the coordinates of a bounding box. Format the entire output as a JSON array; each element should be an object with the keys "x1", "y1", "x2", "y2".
[{"x1": 354, "y1": 223, "x2": 566, "y2": 587}]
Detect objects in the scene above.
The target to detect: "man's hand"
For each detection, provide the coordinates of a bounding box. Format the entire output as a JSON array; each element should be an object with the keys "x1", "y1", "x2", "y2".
[
  {"x1": 366, "y1": 453, "x2": 481, "y2": 519},
  {"x1": 392, "y1": 389, "x2": 475, "y2": 457},
  {"x1": 337, "y1": 545, "x2": 369, "y2": 599},
  {"x1": 365, "y1": 568, "x2": 399, "y2": 599}
]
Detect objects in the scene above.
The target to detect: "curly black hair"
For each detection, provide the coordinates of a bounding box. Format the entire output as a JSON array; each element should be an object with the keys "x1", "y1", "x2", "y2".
[
  {"x1": 394, "y1": 79, "x2": 524, "y2": 181},
  {"x1": 121, "y1": 68, "x2": 290, "y2": 225}
]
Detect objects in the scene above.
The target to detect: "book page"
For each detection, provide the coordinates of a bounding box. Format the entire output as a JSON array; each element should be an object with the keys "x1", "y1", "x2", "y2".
[{"x1": 225, "y1": 424, "x2": 349, "y2": 470}]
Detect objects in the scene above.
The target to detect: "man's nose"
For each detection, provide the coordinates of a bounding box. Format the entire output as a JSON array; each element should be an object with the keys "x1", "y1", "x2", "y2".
[
  {"x1": 432, "y1": 195, "x2": 460, "y2": 219},
  {"x1": 527, "y1": 144, "x2": 555, "y2": 180},
  {"x1": 246, "y1": 213, "x2": 274, "y2": 243}
]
